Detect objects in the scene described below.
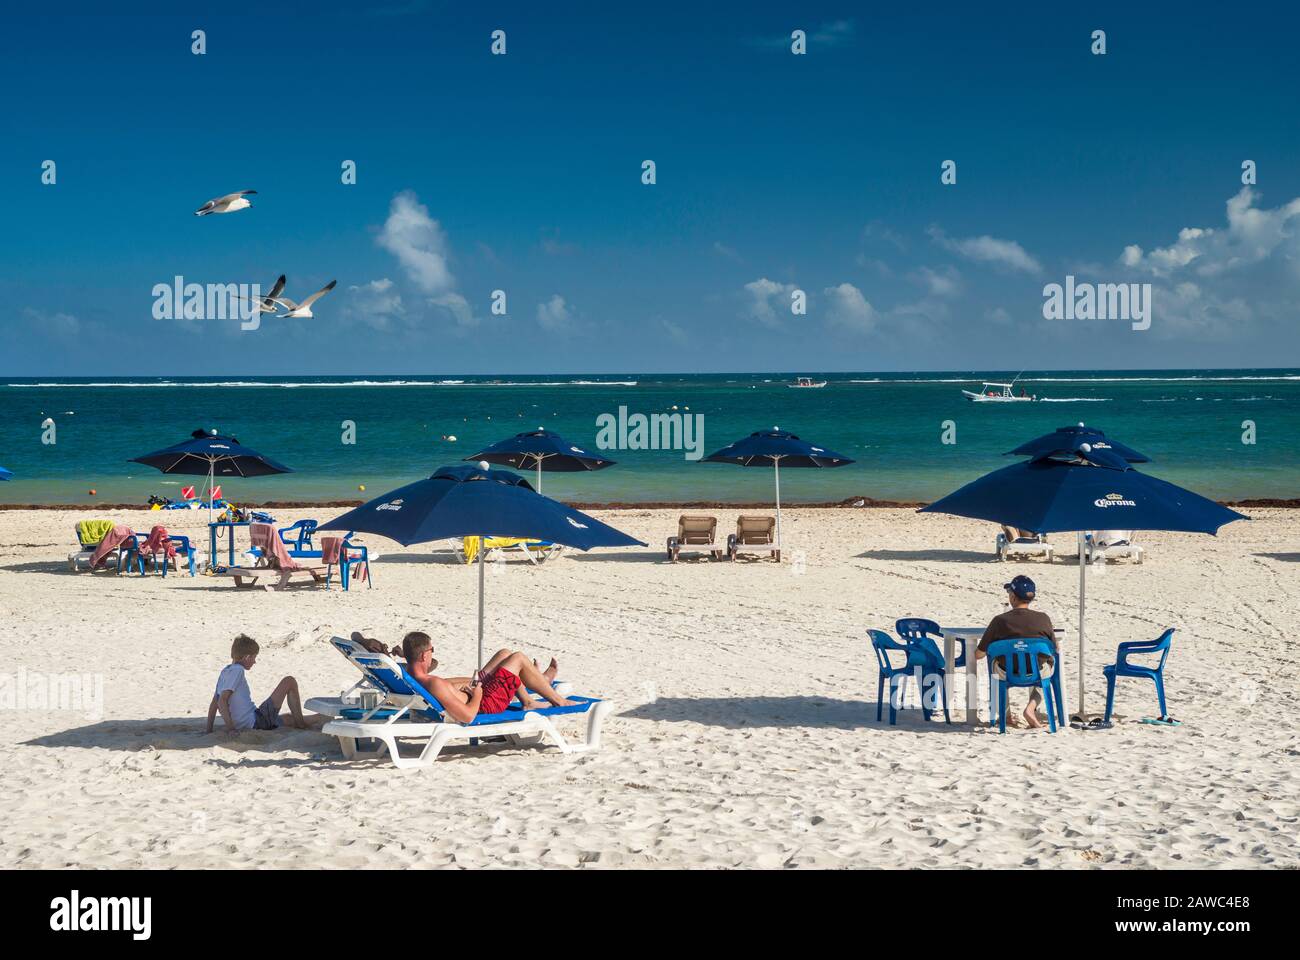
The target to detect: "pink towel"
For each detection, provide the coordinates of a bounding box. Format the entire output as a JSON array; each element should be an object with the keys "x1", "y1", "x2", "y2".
[
  {"x1": 90, "y1": 525, "x2": 136, "y2": 569},
  {"x1": 139, "y1": 525, "x2": 177, "y2": 560},
  {"x1": 320, "y1": 537, "x2": 343, "y2": 565},
  {"x1": 250, "y1": 522, "x2": 300, "y2": 571}
]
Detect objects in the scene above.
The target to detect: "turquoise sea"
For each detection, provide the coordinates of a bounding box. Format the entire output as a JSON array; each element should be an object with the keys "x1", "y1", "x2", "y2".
[{"x1": 1, "y1": 370, "x2": 1297, "y2": 505}]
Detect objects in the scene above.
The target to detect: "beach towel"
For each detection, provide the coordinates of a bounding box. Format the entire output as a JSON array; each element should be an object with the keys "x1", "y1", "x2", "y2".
[
  {"x1": 90, "y1": 525, "x2": 135, "y2": 569},
  {"x1": 462, "y1": 536, "x2": 532, "y2": 563},
  {"x1": 76, "y1": 519, "x2": 116, "y2": 546},
  {"x1": 139, "y1": 525, "x2": 177, "y2": 560},
  {"x1": 249, "y1": 522, "x2": 300, "y2": 571},
  {"x1": 320, "y1": 537, "x2": 342, "y2": 565}
]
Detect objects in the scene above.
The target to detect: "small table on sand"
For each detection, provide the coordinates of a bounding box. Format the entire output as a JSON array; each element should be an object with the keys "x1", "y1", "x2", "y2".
[
  {"x1": 940, "y1": 626, "x2": 1065, "y2": 725},
  {"x1": 208, "y1": 520, "x2": 252, "y2": 569}
]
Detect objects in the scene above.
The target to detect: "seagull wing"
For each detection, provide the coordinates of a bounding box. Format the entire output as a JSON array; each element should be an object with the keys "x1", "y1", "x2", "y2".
[
  {"x1": 297, "y1": 279, "x2": 337, "y2": 309},
  {"x1": 264, "y1": 275, "x2": 286, "y2": 302},
  {"x1": 194, "y1": 200, "x2": 216, "y2": 215},
  {"x1": 265, "y1": 296, "x2": 299, "y2": 311},
  {"x1": 215, "y1": 190, "x2": 257, "y2": 205}
]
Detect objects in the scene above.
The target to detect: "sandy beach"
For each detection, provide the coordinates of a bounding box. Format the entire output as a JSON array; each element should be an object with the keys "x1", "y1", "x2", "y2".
[{"x1": 1, "y1": 505, "x2": 1297, "y2": 869}]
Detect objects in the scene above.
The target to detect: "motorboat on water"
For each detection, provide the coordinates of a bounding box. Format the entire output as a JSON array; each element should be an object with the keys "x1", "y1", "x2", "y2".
[
  {"x1": 788, "y1": 377, "x2": 828, "y2": 388},
  {"x1": 962, "y1": 381, "x2": 1036, "y2": 402}
]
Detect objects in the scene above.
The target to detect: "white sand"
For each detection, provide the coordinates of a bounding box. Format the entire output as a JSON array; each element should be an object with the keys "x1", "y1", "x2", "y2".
[{"x1": 1, "y1": 505, "x2": 1296, "y2": 869}]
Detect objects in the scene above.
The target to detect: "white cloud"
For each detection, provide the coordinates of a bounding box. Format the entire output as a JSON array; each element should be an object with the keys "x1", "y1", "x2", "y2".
[
  {"x1": 749, "y1": 19, "x2": 855, "y2": 49},
  {"x1": 24, "y1": 307, "x2": 84, "y2": 338},
  {"x1": 376, "y1": 190, "x2": 455, "y2": 294},
  {"x1": 431, "y1": 292, "x2": 477, "y2": 329},
  {"x1": 823, "y1": 282, "x2": 877, "y2": 333},
  {"x1": 712, "y1": 241, "x2": 743, "y2": 263},
  {"x1": 1120, "y1": 187, "x2": 1300, "y2": 279},
  {"x1": 929, "y1": 226, "x2": 1042, "y2": 274},
  {"x1": 368, "y1": 191, "x2": 479, "y2": 330},
  {"x1": 911, "y1": 265, "x2": 961, "y2": 298},
  {"x1": 742, "y1": 277, "x2": 795, "y2": 327},
  {"x1": 344, "y1": 278, "x2": 405, "y2": 331},
  {"x1": 536, "y1": 294, "x2": 573, "y2": 333},
  {"x1": 1112, "y1": 188, "x2": 1300, "y2": 339}
]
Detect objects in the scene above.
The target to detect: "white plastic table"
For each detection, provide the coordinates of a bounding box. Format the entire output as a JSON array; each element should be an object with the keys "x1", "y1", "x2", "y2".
[{"x1": 940, "y1": 626, "x2": 1065, "y2": 725}]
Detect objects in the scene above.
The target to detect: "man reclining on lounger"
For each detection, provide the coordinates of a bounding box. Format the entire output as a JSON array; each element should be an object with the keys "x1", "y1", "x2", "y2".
[{"x1": 400, "y1": 631, "x2": 574, "y2": 723}]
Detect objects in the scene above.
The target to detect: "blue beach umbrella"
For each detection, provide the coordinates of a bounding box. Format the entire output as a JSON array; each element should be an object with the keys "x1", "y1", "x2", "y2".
[
  {"x1": 130, "y1": 428, "x2": 293, "y2": 524},
  {"x1": 0, "y1": 466, "x2": 12, "y2": 481},
  {"x1": 1006, "y1": 423, "x2": 1150, "y2": 464},
  {"x1": 703, "y1": 428, "x2": 855, "y2": 556},
  {"x1": 319, "y1": 463, "x2": 645, "y2": 666},
  {"x1": 466, "y1": 428, "x2": 615, "y2": 493},
  {"x1": 920, "y1": 443, "x2": 1246, "y2": 718}
]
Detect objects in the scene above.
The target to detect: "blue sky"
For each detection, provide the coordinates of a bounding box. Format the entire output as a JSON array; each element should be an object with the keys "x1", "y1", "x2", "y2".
[{"x1": 3, "y1": 1, "x2": 1298, "y2": 375}]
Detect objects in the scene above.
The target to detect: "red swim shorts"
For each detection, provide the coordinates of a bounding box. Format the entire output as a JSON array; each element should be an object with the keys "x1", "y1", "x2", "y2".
[{"x1": 478, "y1": 667, "x2": 522, "y2": 714}]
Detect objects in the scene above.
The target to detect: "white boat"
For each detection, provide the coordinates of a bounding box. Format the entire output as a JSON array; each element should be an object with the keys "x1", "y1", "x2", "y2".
[
  {"x1": 788, "y1": 377, "x2": 828, "y2": 389},
  {"x1": 962, "y1": 381, "x2": 1036, "y2": 402}
]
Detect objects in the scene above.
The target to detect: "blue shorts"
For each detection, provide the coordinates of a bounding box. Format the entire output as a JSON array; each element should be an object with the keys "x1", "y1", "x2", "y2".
[{"x1": 253, "y1": 696, "x2": 280, "y2": 730}]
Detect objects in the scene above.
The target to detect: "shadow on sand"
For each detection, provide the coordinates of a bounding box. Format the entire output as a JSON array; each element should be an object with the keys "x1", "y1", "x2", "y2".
[
  {"x1": 620, "y1": 695, "x2": 969, "y2": 733},
  {"x1": 1255, "y1": 552, "x2": 1300, "y2": 562},
  {"x1": 857, "y1": 548, "x2": 995, "y2": 564}
]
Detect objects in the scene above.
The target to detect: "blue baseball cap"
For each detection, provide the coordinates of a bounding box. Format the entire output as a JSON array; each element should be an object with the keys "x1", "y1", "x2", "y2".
[{"x1": 1004, "y1": 575, "x2": 1037, "y2": 600}]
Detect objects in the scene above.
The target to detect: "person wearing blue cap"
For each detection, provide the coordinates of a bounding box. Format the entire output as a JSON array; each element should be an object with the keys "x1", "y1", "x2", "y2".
[{"x1": 976, "y1": 575, "x2": 1058, "y2": 729}]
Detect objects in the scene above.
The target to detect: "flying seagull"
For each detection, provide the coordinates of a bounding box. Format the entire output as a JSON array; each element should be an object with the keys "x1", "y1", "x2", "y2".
[
  {"x1": 194, "y1": 190, "x2": 256, "y2": 216},
  {"x1": 236, "y1": 275, "x2": 287, "y2": 314},
  {"x1": 267, "y1": 280, "x2": 337, "y2": 318}
]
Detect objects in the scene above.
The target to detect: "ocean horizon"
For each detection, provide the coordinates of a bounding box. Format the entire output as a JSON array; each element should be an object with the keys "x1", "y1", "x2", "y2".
[{"x1": 2, "y1": 368, "x2": 1297, "y2": 505}]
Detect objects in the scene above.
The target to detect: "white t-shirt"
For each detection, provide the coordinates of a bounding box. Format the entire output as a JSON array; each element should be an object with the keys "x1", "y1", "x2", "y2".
[{"x1": 215, "y1": 662, "x2": 257, "y2": 731}]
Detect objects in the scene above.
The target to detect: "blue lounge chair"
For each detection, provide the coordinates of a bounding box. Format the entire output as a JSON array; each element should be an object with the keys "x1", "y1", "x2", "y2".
[
  {"x1": 309, "y1": 649, "x2": 611, "y2": 769},
  {"x1": 1103, "y1": 628, "x2": 1174, "y2": 723},
  {"x1": 985, "y1": 638, "x2": 1058, "y2": 733}
]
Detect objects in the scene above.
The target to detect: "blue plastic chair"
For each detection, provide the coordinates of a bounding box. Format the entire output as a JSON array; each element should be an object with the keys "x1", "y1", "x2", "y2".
[
  {"x1": 279, "y1": 519, "x2": 319, "y2": 553},
  {"x1": 869, "y1": 629, "x2": 912, "y2": 725},
  {"x1": 894, "y1": 618, "x2": 951, "y2": 723},
  {"x1": 114, "y1": 535, "x2": 146, "y2": 576},
  {"x1": 985, "y1": 638, "x2": 1058, "y2": 733},
  {"x1": 1103, "y1": 628, "x2": 1174, "y2": 722},
  {"x1": 896, "y1": 616, "x2": 966, "y2": 668},
  {"x1": 135, "y1": 534, "x2": 197, "y2": 577}
]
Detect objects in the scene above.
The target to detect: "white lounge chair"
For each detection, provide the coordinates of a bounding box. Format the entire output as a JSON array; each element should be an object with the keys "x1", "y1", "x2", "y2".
[
  {"x1": 996, "y1": 526, "x2": 1054, "y2": 562},
  {"x1": 1086, "y1": 530, "x2": 1144, "y2": 564},
  {"x1": 309, "y1": 648, "x2": 610, "y2": 770},
  {"x1": 447, "y1": 536, "x2": 564, "y2": 565}
]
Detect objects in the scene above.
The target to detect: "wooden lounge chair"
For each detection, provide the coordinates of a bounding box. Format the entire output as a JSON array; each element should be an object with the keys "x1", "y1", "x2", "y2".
[
  {"x1": 996, "y1": 526, "x2": 1053, "y2": 562},
  {"x1": 666, "y1": 514, "x2": 722, "y2": 562},
  {"x1": 728, "y1": 515, "x2": 779, "y2": 562},
  {"x1": 220, "y1": 522, "x2": 328, "y2": 590}
]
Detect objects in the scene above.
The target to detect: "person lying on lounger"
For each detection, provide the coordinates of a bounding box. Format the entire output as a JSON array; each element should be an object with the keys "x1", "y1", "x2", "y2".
[
  {"x1": 350, "y1": 631, "x2": 402, "y2": 658},
  {"x1": 974, "y1": 575, "x2": 1057, "y2": 730},
  {"x1": 399, "y1": 631, "x2": 573, "y2": 722}
]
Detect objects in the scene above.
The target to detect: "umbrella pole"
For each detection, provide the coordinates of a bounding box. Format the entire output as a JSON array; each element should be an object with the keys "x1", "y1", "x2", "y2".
[
  {"x1": 477, "y1": 534, "x2": 486, "y2": 670},
  {"x1": 774, "y1": 457, "x2": 782, "y2": 558},
  {"x1": 537, "y1": 460, "x2": 543, "y2": 494},
  {"x1": 1077, "y1": 531, "x2": 1087, "y2": 719}
]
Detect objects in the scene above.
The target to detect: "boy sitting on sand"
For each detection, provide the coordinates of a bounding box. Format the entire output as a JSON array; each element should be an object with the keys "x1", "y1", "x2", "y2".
[
  {"x1": 206, "y1": 634, "x2": 307, "y2": 735},
  {"x1": 399, "y1": 631, "x2": 573, "y2": 722}
]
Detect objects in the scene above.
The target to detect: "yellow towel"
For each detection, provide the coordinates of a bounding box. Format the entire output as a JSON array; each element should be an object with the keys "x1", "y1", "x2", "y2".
[
  {"x1": 461, "y1": 536, "x2": 532, "y2": 563},
  {"x1": 76, "y1": 519, "x2": 115, "y2": 546}
]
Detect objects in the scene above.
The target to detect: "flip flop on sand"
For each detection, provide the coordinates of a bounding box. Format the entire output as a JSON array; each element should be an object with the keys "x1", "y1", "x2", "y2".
[{"x1": 1138, "y1": 716, "x2": 1182, "y2": 727}]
